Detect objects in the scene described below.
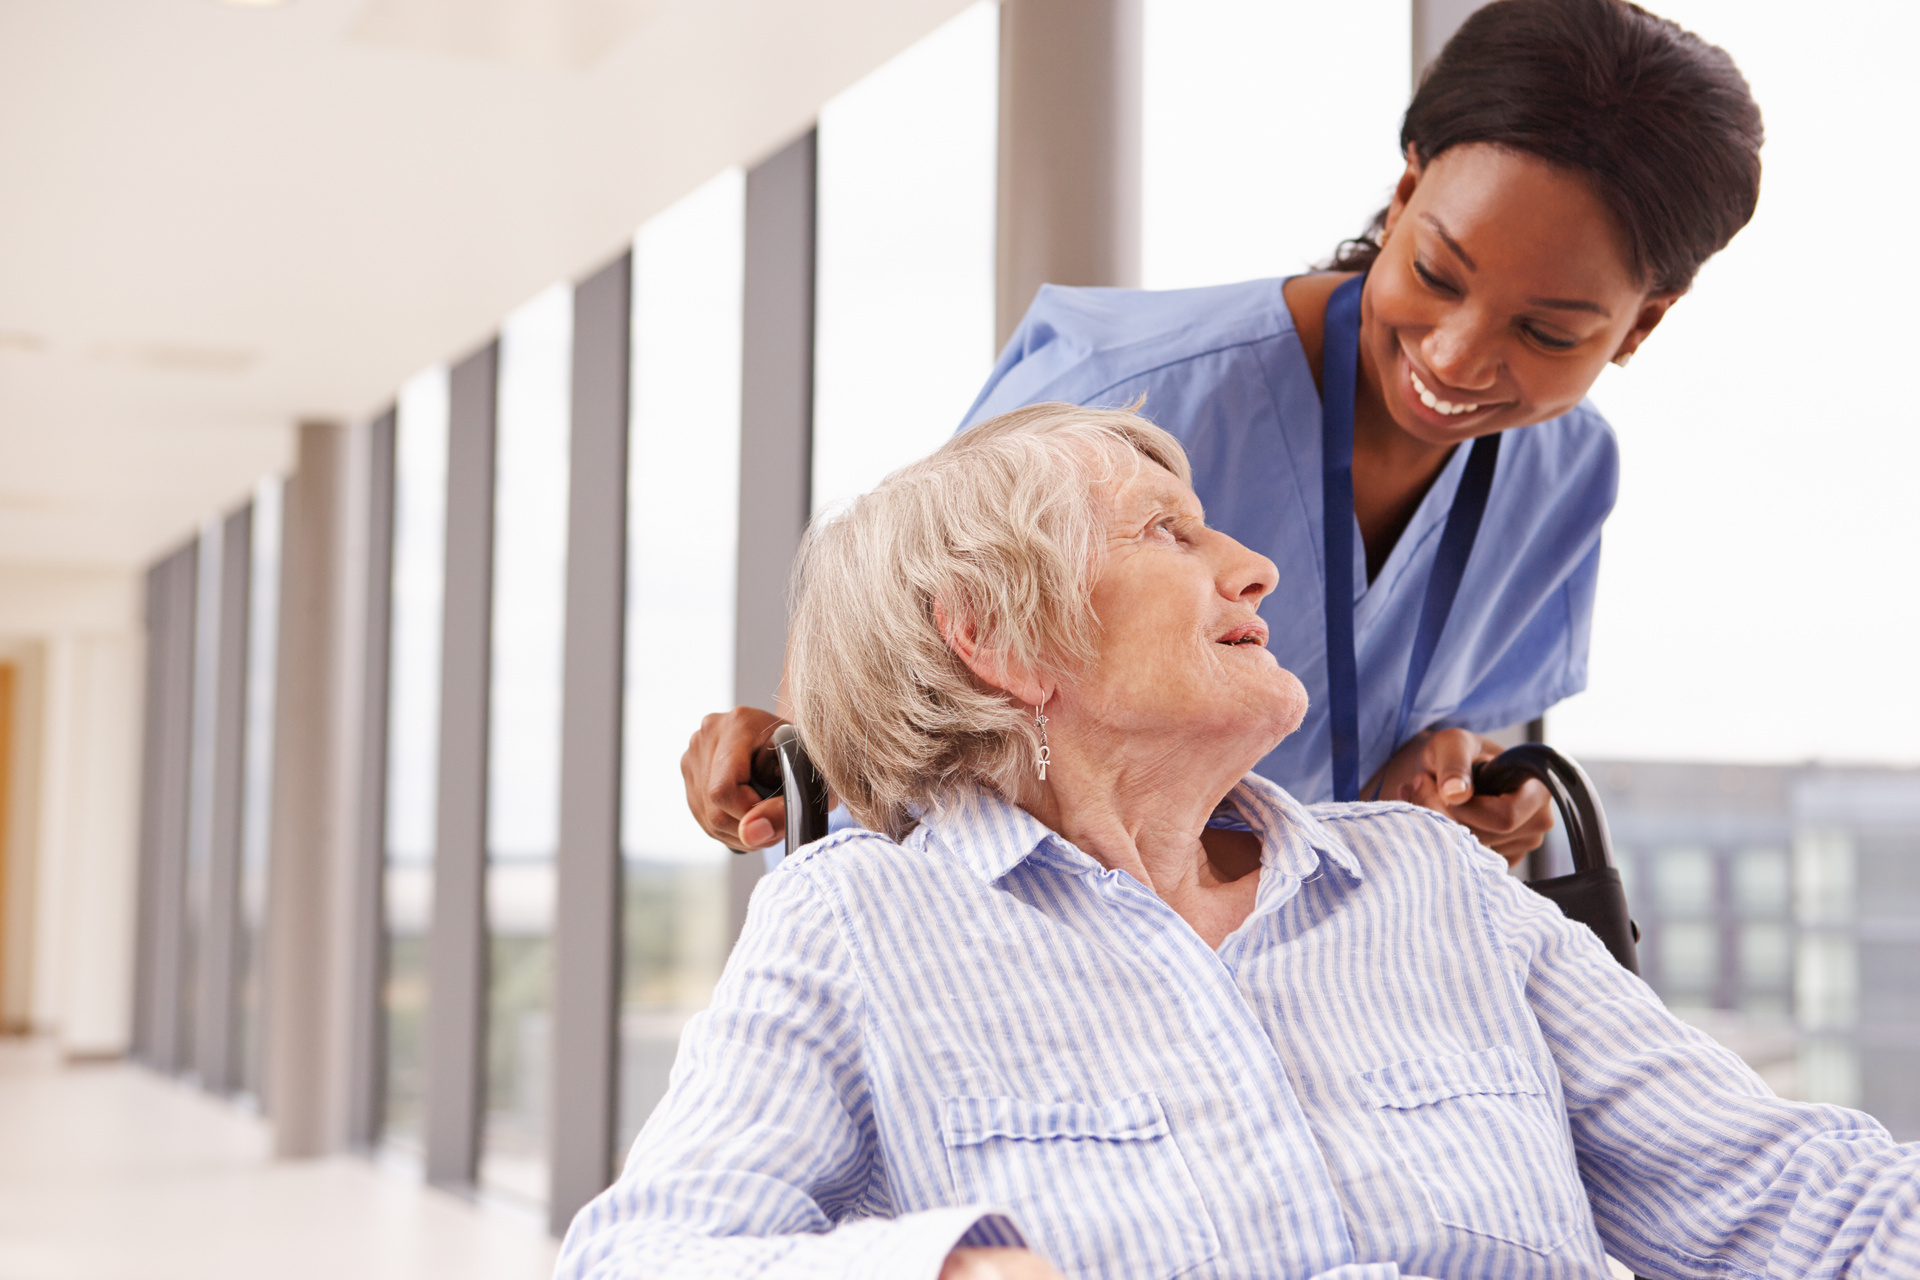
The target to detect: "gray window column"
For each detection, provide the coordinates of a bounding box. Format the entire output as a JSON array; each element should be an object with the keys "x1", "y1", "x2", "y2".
[
  {"x1": 132, "y1": 562, "x2": 165, "y2": 1063},
  {"x1": 548, "y1": 251, "x2": 632, "y2": 1234},
  {"x1": 731, "y1": 129, "x2": 817, "y2": 943},
  {"x1": 132, "y1": 547, "x2": 195, "y2": 1068},
  {"x1": 995, "y1": 0, "x2": 1142, "y2": 346},
  {"x1": 347, "y1": 408, "x2": 397, "y2": 1148},
  {"x1": 425, "y1": 342, "x2": 499, "y2": 1191},
  {"x1": 141, "y1": 543, "x2": 198, "y2": 1073},
  {"x1": 194, "y1": 505, "x2": 253, "y2": 1092}
]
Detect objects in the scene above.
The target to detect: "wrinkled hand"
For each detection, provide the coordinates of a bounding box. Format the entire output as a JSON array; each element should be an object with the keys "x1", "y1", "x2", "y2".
[
  {"x1": 940, "y1": 1247, "x2": 1067, "y2": 1280},
  {"x1": 680, "y1": 706, "x2": 789, "y2": 851},
  {"x1": 1368, "y1": 728, "x2": 1553, "y2": 865}
]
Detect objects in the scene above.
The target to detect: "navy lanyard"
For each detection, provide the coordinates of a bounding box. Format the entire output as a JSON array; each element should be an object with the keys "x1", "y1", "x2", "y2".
[{"x1": 1320, "y1": 274, "x2": 1501, "y2": 801}]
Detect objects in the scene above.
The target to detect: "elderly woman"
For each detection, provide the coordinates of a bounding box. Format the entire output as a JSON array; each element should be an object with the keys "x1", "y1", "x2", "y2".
[{"x1": 557, "y1": 405, "x2": 1918, "y2": 1280}]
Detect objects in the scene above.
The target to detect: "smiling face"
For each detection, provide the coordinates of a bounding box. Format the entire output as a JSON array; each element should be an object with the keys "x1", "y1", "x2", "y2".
[
  {"x1": 1361, "y1": 143, "x2": 1677, "y2": 448},
  {"x1": 1050, "y1": 457, "x2": 1307, "y2": 767}
]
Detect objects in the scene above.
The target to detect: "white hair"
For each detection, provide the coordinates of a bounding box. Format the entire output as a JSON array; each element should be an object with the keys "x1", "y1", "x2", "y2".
[{"x1": 787, "y1": 401, "x2": 1192, "y2": 839}]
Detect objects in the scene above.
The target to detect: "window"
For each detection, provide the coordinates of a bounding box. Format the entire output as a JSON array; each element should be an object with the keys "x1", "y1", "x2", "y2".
[
  {"x1": 382, "y1": 366, "x2": 450, "y2": 1154},
  {"x1": 811, "y1": 0, "x2": 997, "y2": 516},
  {"x1": 481, "y1": 284, "x2": 574, "y2": 1205},
  {"x1": 616, "y1": 169, "x2": 746, "y2": 1155},
  {"x1": 1141, "y1": 0, "x2": 1408, "y2": 290},
  {"x1": 235, "y1": 477, "x2": 282, "y2": 1099}
]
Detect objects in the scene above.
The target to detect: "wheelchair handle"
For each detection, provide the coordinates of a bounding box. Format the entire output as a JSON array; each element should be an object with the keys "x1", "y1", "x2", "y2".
[
  {"x1": 1470, "y1": 743, "x2": 1617, "y2": 876},
  {"x1": 743, "y1": 723, "x2": 831, "y2": 854}
]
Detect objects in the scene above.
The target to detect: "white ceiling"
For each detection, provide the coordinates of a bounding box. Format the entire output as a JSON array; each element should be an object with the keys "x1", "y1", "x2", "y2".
[{"x1": 0, "y1": 0, "x2": 974, "y2": 572}]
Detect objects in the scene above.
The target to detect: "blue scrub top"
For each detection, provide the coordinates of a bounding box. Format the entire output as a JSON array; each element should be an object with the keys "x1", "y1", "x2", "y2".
[{"x1": 961, "y1": 278, "x2": 1619, "y2": 802}]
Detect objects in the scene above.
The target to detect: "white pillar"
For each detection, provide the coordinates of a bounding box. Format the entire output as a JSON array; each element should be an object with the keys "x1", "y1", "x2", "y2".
[
  {"x1": 263, "y1": 419, "x2": 375, "y2": 1158},
  {"x1": 44, "y1": 635, "x2": 143, "y2": 1057},
  {"x1": 995, "y1": 0, "x2": 1143, "y2": 346}
]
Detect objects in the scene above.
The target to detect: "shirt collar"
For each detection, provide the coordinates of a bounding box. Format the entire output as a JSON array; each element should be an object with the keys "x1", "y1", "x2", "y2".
[
  {"x1": 1224, "y1": 772, "x2": 1364, "y2": 890},
  {"x1": 916, "y1": 774, "x2": 1363, "y2": 888},
  {"x1": 915, "y1": 785, "x2": 1060, "y2": 883}
]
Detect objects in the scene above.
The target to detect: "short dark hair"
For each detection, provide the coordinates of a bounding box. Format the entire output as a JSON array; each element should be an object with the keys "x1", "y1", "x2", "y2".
[{"x1": 1330, "y1": 0, "x2": 1763, "y2": 293}]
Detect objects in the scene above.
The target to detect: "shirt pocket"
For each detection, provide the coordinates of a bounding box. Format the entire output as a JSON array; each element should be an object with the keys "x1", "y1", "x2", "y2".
[
  {"x1": 941, "y1": 1090, "x2": 1220, "y2": 1280},
  {"x1": 1354, "y1": 1045, "x2": 1586, "y2": 1255}
]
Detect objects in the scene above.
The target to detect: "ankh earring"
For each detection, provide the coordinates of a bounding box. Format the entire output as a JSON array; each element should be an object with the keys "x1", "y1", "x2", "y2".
[
  {"x1": 1612, "y1": 349, "x2": 1634, "y2": 368},
  {"x1": 1034, "y1": 702, "x2": 1051, "y2": 782}
]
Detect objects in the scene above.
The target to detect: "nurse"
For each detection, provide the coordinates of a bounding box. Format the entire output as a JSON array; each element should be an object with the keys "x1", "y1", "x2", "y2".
[{"x1": 682, "y1": 0, "x2": 1763, "y2": 863}]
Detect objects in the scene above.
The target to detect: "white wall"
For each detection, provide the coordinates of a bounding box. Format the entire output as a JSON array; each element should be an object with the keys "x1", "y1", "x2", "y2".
[
  {"x1": 0, "y1": 565, "x2": 143, "y2": 1053},
  {"x1": 1, "y1": 639, "x2": 46, "y2": 1032},
  {"x1": 35, "y1": 635, "x2": 142, "y2": 1055}
]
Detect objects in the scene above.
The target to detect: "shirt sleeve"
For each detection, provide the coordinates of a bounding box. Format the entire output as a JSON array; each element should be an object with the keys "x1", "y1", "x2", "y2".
[
  {"x1": 552, "y1": 862, "x2": 1028, "y2": 1280},
  {"x1": 1476, "y1": 849, "x2": 1920, "y2": 1279}
]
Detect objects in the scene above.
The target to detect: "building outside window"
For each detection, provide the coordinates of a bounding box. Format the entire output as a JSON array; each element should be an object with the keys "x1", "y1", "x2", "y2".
[
  {"x1": 482, "y1": 284, "x2": 573, "y2": 1205},
  {"x1": 234, "y1": 477, "x2": 282, "y2": 1100},
  {"x1": 1592, "y1": 760, "x2": 1920, "y2": 1140},
  {"x1": 381, "y1": 367, "x2": 450, "y2": 1155}
]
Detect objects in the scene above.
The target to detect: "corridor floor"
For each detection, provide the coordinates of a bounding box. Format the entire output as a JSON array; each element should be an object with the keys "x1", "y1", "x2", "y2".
[{"x1": 0, "y1": 1039, "x2": 560, "y2": 1280}]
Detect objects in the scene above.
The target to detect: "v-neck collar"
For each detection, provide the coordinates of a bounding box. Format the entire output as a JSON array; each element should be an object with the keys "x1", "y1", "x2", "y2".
[
  {"x1": 1264, "y1": 281, "x2": 1476, "y2": 629},
  {"x1": 1351, "y1": 438, "x2": 1473, "y2": 629}
]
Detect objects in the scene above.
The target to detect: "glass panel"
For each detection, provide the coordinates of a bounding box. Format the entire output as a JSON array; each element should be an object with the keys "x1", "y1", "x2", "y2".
[
  {"x1": 1652, "y1": 847, "x2": 1716, "y2": 917},
  {"x1": 1141, "y1": 0, "x2": 1408, "y2": 290},
  {"x1": 382, "y1": 366, "x2": 451, "y2": 1154},
  {"x1": 479, "y1": 283, "x2": 573, "y2": 1207},
  {"x1": 235, "y1": 477, "x2": 282, "y2": 1101},
  {"x1": 1737, "y1": 922, "x2": 1792, "y2": 990},
  {"x1": 1659, "y1": 921, "x2": 1719, "y2": 995},
  {"x1": 617, "y1": 169, "x2": 745, "y2": 1158},
  {"x1": 811, "y1": 0, "x2": 996, "y2": 515},
  {"x1": 1796, "y1": 933, "x2": 1857, "y2": 1032},
  {"x1": 1732, "y1": 847, "x2": 1789, "y2": 916},
  {"x1": 1795, "y1": 832, "x2": 1855, "y2": 926}
]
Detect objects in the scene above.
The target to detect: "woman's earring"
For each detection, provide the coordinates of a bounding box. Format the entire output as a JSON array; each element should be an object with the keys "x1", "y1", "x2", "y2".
[
  {"x1": 1612, "y1": 349, "x2": 1634, "y2": 368},
  {"x1": 1034, "y1": 703, "x2": 1050, "y2": 782}
]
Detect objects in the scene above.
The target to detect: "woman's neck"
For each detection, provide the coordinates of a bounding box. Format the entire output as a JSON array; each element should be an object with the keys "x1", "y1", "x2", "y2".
[{"x1": 1015, "y1": 736, "x2": 1263, "y2": 948}]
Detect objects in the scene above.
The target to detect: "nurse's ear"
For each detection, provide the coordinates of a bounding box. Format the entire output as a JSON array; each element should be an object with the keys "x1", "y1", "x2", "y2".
[
  {"x1": 1612, "y1": 291, "x2": 1682, "y2": 368},
  {"x1": 1380, "y1": 144, "x2": 1425, "y2": 241}
]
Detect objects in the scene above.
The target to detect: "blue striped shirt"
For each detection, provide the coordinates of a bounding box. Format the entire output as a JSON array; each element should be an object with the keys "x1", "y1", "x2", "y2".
[{"x1": 556, "y1": 778, "x2": 1920, "y2": 1279}]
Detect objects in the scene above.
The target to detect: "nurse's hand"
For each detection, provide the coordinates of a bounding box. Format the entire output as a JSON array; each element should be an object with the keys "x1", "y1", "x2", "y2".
[
  {"x1": 1370, "y1": 728, "x2": 1553, "y2": 865},
  {"x1": 682, "y1": 706, "x2": 789, "y2": 851}
]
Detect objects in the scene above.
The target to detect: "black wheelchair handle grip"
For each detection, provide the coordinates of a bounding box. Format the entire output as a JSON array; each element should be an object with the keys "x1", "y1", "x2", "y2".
[
  {"x1": 748, "y1": 744, "x2": 782, "y2": 801},
  {"x1": 739, "y1": 725, "x2": 831, "y2": 854},
  {"x1": 1470, "y1": 744, "x2": 1617, "y2": 876}
]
